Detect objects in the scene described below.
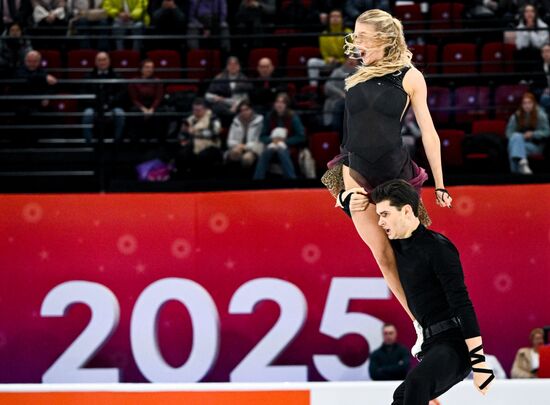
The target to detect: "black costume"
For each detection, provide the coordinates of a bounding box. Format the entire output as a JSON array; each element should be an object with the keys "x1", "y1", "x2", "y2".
[
  {"x1": 390, "y1": 224, "x2": 481, "y2": 405},
  {"x1": 330, "y1": 66, "x2": 427, "y2": 193}
]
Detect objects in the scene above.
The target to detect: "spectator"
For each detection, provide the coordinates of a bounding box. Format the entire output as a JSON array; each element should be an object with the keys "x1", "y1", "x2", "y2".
[
  {"x1": 467, "y1": 353, "x2": 507, "y2": 379},
  {"x1": 506, "y1": 92, "x2": 549, "y2": 174},
  {"x1": 150, "y1": 0, "x2": 187, "y2": 49},
  {"x1": 16, "y1": 49, "x2": 55, "y2": 91},
  {"x1": 307, "y1": 9, "x2": 351, "y2": 87},
  {"x1": 368, "y1": 323, "x2": 410, "y2": 381},
  {"x1": 323, "y1": 57, "x2": 357, "y2": 129},
  {"x1": 277, "y1": 0, "x2": 319, "y2": 30},
  {"x1": 205, "y1": 56, "x2": 252, "y2": 126},
  {"x1": 234, "y1": 0, "x2": 267, "y2": 57},
  {"x1": 81, "y1": 52, "x2": 125, "y2": 143},
  {"x1": 1, "y1": 0, "x2": 32, "y2": 32},
  {"x1": 250, "y1": 57, "x2": 287, "y2": 114},
  {"x1": 187, "y1": 0, "x2": 230, "y2": 53},
  {"x1": 14, "y1": 50, "x2": 56, "y2": 115},
  {"x1": 0, "y1": 22, "x2": 32, "y2": 78},
  {"x1": 226, "y1": 100, "x2": 264, "y2": 170},
  {"x1": 128, "y1": 59, "x2": 166, "y2": 141},
  {"x1": 253, "y1": 92, "x2": 305, "y2": 179},
  {"x1": 176, "y1": 97, "x2": 222, "y2": 178},
  {"x1": 31, "y1": 0, "x2": 67, "y2": 27},
  {"x1": 344, "y1": 0, "x2": 390, "y2": 27},
  {"x1": 535, "y1": 43, "x2": 550, "y2": 112},
  {"x1": 68, "y1": 0, "x2": 109, "y2": 51},
  {"x1": 511, "y1": 4, "x2": 548, "y2": 72},
  {"x1": 511, "y1": 327, "x2": 545, "y2": 378},
  {"x1": 103, "y1": 0, "x2": 149, "y2": 50}
]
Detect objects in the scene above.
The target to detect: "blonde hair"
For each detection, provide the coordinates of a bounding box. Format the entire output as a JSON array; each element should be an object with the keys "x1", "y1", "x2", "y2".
[{"x1": 344, "y1": 9, "x2": 412, "y2": 90}]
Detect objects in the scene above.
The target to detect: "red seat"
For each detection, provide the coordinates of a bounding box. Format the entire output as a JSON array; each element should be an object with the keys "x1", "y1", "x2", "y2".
[
  {"x1": 410, "y1": 44, "x2": 438, "y2": 74},
  {"x1": 286, "y1": 46, "x2": 321, "y2": 78},
  {"x1": 430, "y1": 2, "x2": 465, "y2": 37},
  {"x1": 439, "y1": 129, "x2": 465, "y2": 167},
  {"x1": 427, "y1": 86, "x2": 451, "y2": 125},
  {"x1": 454, "y1": 86, "x2": 490, "y2": 123},
  {"x1": 471, "y1": 119, "x2": 507, "y2": 137},
  {"x1": 37, "y1": 49, "x2": 62, "y2": 75},
  {"x1": 442, "y1": 43, "x2": 477, "y2": 74},
  {"x1": 481, "y1": 42, "x2": 515, "y2": 73},
  {"x1": 295, "y1": 84, "x2": 320, "y2": 109},
  {"x1": 248, "y1": 48, "x2": 279, "y2": 72},
  {"x1": 49, "y1": 96, "x2": 79, "y2": 124},
  {"x1": 67, "y1": 49, "x2": 98, "y2": 79},
  {"x1": 165, "y1": 84, "x2": 199, "y2": 94},
  {"x1": 147, "y1": 50, "x2": 181, "y2": 79},
  {"x1": 494, "y1": 84, "x2": 529, "y2": 120},
  {"x1": 186, "y1": 49, "x2": 221, "y2": 80},
  {"x1": 109, "y1": 50, "x2": 140, "y2": 78},
  {"x1": 309, "y1": 131, "x2": 340, "y2": 172},
  {"x1": 394, "y1": 4, "x2": 425, "y2": 33}
]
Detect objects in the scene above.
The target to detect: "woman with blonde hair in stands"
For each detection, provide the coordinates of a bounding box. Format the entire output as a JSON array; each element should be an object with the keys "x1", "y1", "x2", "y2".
[
  {"x1": 511, "y1": 328, "x2": 545, "y2": 378},
  {"x1": 321, "y1": 8, "x2": 452, "y2": 362}
]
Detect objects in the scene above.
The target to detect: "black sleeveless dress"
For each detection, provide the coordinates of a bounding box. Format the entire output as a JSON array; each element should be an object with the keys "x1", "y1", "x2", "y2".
[{"x1": 329, "y1": 66, "x2": 428, "y2": 193}]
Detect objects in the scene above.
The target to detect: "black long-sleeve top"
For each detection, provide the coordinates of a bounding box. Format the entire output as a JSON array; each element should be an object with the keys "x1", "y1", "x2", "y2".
[
  {"x1": 368, "y1": 343, "x2": 410, "y2": 381},
  {"x1": 390, "y1": 224, "x2": 481, "y2": 339}
]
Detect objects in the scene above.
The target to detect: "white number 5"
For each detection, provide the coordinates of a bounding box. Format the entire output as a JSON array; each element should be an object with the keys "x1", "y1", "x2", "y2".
[{"x1": 313, "y1": 277, "x2": 389, "y2": 381}]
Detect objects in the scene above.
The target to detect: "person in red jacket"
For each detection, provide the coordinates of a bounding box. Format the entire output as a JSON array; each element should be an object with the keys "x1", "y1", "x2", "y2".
[{"x1": 128, "y1": 58, "x2": 167, "y2": 141}]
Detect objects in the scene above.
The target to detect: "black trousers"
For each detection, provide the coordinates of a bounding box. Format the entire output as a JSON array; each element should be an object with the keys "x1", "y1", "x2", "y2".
[{"x1": 392, "y1": 329, "x2": 471, "y2": 405}]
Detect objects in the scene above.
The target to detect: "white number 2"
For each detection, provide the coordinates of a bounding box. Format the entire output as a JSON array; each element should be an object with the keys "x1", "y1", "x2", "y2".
[
  {"x1": 313, "y1": 277, "x2": 389, "y2": 381},
  {"x1": 228, "y1": 278, "x2": 308, "y2": 382},
  {"x1": 40, "y1": 281, "x2": 120, "y2": 383}
]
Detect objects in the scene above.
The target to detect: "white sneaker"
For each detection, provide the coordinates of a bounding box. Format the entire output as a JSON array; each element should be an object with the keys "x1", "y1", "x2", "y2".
[{"x1": 518, "y1": 158, "x2": 533, "y2": 175}]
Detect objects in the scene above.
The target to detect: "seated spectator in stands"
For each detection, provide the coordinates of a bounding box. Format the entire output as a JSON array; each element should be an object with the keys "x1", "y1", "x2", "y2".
[
  {"x1": 234, "y1": 0, "x2": 268, "y2": 57},
  {"x1": 253, "y1": 93, "x2": 305, "y2": 179},
  {"x1": 532, "y1": 43, "x2": 550, "y2": 111},
  {"x1": 226, "y1": 100, "x2": 264, "y2": 170},
  {"x1": 82, "y1": 52, "x2": 125, "y2": 143},
  {"x1": 128, "y1": 59, "x2": 166, "y2": 141},
  {"x1": 150, "y1": 0, "x2": 186, "y2": 49},
  {"x1": 103, "y1": 0, "x2": 149, "y2": 50},
  {"x1": 368, "y1": 323, "x2": 409, "y2": 381},
  {"x1": 344, "y1": 0, "x2": 390, "y2": 27},
  {"x1": 509, "y1": 4, "x2": 548, "y2": 72},
  {"x1": 307, "y1": 9, "x2": 351, "y2": 87},
  {"x1": 1, "y1": 0, "x2": 32, "y2": 32},
  {"x1": 277, "y1": 0, "x2": 319, "y2": 30},
  {"x1": 176, "y1": 97, "x2": 222, "y2": 178},
  {"x1": 250, "y1": 57, "x2": 287, "y2": 114},
  {"x1": 31, "y1": 0, "x2": 67, "y2": 27},
  {"x1": 68, "y1": 0, "x2": 109, "y2": 51},
  {"x1": 323, "y1": 57, "x2": 357, "y2": 131},
  {"x1": 205, "y1": 56, "x2": 252, "y2": 126},
  {"x1": 0, "y1": 22, "x2": 32, "y2": 78},
  {"x1": 511, "y1": 327, "x2": 545, "y2": 378},
  {"x1": 14, "y1": 50, "x2": 56, "y2": 116},
  {"x1": 187, "y1": 0, "x2": 230, "y2": 53},
  {"x1": 506, "y1": 92, "x2": 549, "y2": 174},
  {"x1": 467, "y1": 353, "x2": 507, "y2": 379}
]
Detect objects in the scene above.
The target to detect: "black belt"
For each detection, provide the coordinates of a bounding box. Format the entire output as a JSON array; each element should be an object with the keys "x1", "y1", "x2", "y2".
[{"x1": 423, "y1": 316, "x2": 461, "y2": 340}]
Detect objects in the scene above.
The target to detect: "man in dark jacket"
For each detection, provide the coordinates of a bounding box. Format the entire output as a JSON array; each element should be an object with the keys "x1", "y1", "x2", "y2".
[
  {"x1": 81, "y1": 51, "x2": 125, "y2": 143},
  {"x1": 369, "y1": 323, "x2": 410, "y2": 381}
]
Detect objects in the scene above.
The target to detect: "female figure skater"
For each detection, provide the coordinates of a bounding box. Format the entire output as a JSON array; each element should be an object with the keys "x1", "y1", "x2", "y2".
[{"x1": 322, "y1": 9, "x2": 452, "y2": 339}]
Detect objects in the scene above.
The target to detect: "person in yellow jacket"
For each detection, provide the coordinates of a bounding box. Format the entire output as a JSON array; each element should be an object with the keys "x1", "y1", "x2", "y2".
[
  {"x1": 307, "y1": 9, "x2": 352, "y2": 87},
  {"x1": 103, "y1": 0, "x2": 150, "y2": 50}
]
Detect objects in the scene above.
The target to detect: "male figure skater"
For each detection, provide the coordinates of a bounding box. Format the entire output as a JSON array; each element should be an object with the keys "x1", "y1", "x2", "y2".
[{"x1": 350, "y1": 179, "x2": 494, "y2": 404}]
